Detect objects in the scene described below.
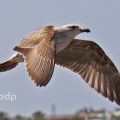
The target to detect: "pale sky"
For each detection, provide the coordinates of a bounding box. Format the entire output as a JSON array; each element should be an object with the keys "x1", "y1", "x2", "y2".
[{"x1": 0, "y1": 0, "x2": 120, "y2": 117}]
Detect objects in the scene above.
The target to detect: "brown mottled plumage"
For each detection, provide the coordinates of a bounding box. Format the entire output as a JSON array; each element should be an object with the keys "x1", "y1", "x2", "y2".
[
  {"x1": 14, "y1": 26, "x2": 55, "y2": 86},
  {"x1": 56, "y1": 39, "x2": 120, "y2": 105},
  {"x1": 0, "y1": 24, "x2": 120, "y2": 105}
]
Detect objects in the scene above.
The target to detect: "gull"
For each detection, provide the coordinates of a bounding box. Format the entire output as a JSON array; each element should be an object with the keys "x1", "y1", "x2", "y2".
[{"x1": 0, "y1": 24, "x2": 120, "y2": 105}]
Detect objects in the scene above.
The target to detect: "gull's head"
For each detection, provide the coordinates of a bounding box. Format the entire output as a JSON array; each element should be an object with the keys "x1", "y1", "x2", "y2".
[
  {"x1": 63, "y1": 24, "x2": 90, "y2": 33},
  {"x1": 58, "y1": 24, "x2": 90, "y2": 38}
]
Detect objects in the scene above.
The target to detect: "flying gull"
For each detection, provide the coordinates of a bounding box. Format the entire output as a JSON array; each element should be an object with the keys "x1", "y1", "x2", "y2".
[{"x1": 0, "y1": 24, "x2": 120, "y2": 105}]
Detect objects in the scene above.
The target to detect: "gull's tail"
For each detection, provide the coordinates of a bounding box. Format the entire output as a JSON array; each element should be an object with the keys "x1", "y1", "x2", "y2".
[{"x1": 0, "y1": 53, "x2": 24, "y2": 72}]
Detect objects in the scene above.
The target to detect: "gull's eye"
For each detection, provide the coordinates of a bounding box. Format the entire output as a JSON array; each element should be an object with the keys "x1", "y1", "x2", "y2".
[{"x1": 68, "y1": 26, "x2": 76, "y2": 29}]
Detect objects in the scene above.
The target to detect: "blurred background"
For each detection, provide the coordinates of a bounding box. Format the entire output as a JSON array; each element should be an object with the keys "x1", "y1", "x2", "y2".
[{"x1": 0, "y1": 0, "x2": 120, "y2": 119}]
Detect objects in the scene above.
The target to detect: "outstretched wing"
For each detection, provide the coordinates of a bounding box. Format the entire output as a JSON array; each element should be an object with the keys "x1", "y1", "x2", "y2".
[
  {"x1": 56, "y1": 39, "x2": 120, "y2": 105},
  {"x1": 0, "y1": 53, "x2": 24, "y2": 72},
  {"x1": 14, "y1": 26, "x2": 55, "y2": 86}
]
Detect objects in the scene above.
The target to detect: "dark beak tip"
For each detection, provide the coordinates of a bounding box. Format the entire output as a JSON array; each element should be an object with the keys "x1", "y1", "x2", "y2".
[
  {"x1": 86, "y1": 28, "x2": 91, "y2": 33},
  {"x1": 81, "y1": 28, "x2": 91, "y2": 33}
]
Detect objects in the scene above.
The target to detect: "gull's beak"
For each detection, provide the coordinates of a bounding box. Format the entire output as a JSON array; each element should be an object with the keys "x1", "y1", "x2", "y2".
[{"x1": 80, "y1": 27, "x2": 91, "y2": 33}]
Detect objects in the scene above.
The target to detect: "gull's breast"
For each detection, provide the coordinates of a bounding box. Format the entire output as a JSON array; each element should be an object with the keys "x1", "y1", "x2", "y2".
[
  {"x1": 53, "y1": 30, "x2": 74, "y2": 53},
  {"x1": 54, "y1": 37, "x2": 73, "y2": 53}
]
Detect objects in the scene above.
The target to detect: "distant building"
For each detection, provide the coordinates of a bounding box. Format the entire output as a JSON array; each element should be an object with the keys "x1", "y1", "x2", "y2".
[
  {"x1": 3, "y1": 107, "x2": 120, "y2": 120},
  {"x1": 111, "y1": 107, "x2": 120, "y2": 120}
]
